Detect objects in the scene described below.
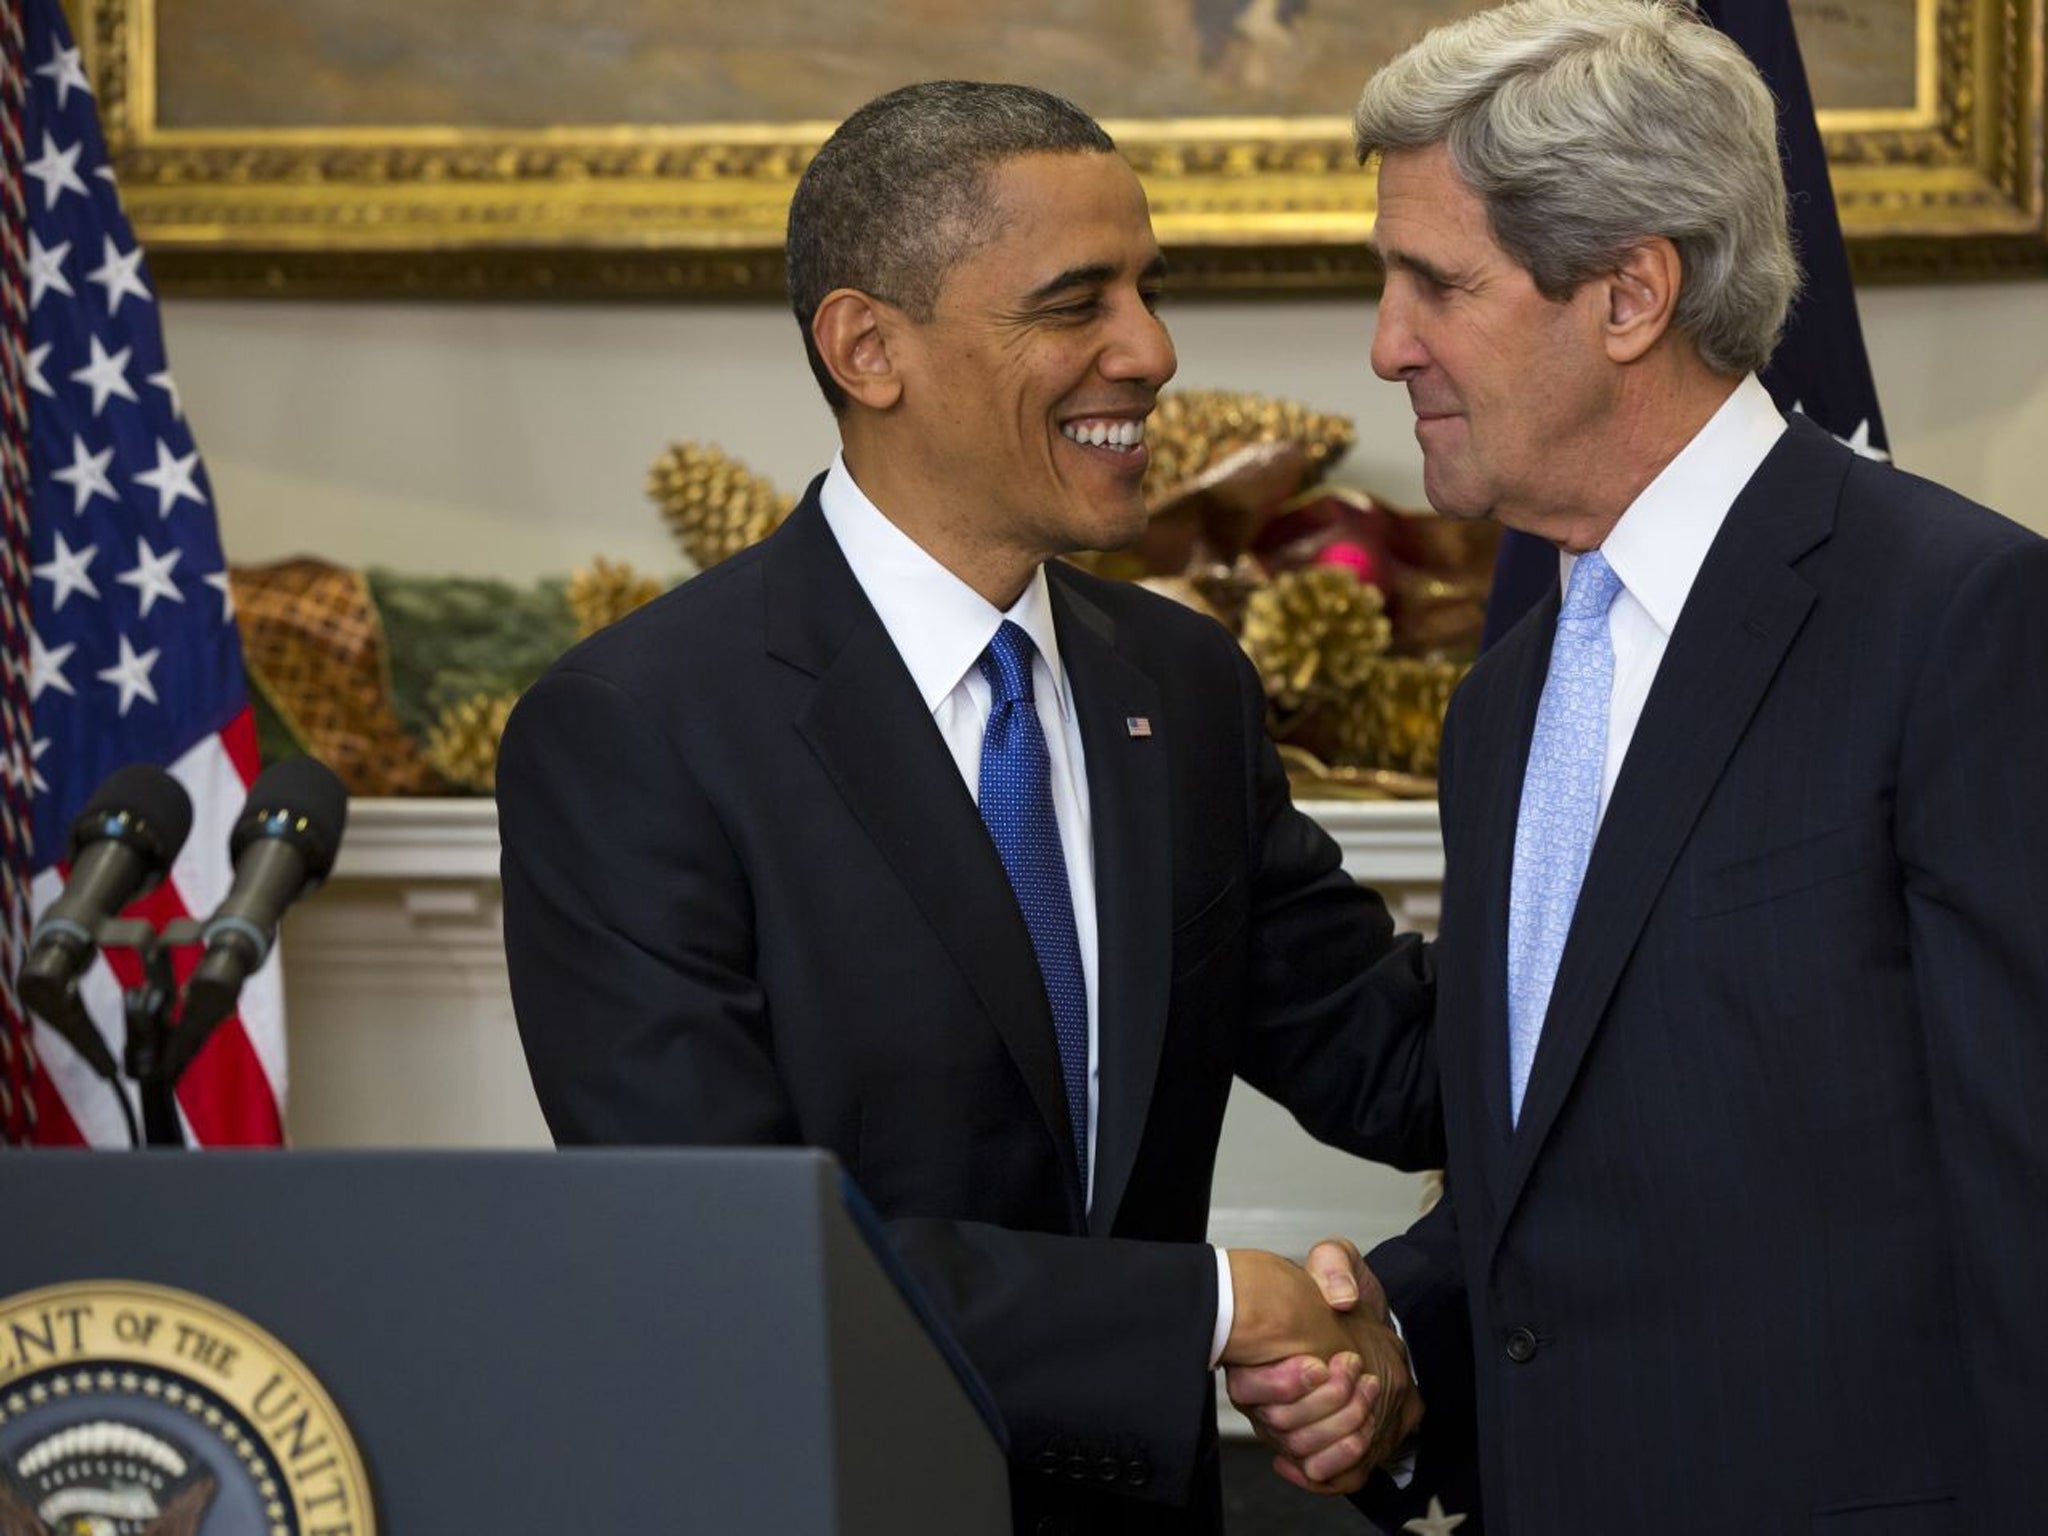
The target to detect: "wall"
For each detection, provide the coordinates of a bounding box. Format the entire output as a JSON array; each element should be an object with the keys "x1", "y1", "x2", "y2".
[{"x1": 163, "y1": 283, "x2": 2048, "y2": 592}]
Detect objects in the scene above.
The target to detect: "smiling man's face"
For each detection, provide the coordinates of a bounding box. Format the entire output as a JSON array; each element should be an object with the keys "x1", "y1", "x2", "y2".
[{"x1": 888, "y1": 150, "x2": 1178, "y2": 567}]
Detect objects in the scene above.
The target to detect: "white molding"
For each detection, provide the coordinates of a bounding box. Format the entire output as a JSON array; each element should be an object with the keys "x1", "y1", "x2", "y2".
[
  {"x1": 1312, "y1": 799, "x2": 1445, "y2": 885},
  {"x1": 328, "y1": 796, "x2": 1443, "y2": 887},
  {"x1": 331, "y1": 798, "x2": 504, "y2": 881}
]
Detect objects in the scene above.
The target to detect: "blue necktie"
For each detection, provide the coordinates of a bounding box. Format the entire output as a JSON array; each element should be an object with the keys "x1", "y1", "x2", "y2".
[
  {"x1": 1507, "y1": 550, "x2": 1624, "y2": 1125},
  {"x1": 977, "y1": 620, "x2": 1090, "y2": 1190}
]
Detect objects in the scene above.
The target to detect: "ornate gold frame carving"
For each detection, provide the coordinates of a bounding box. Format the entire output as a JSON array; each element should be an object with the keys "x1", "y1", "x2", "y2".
[{"x1": 83, "y1": 0, "x2": 2046, "y2": 298}]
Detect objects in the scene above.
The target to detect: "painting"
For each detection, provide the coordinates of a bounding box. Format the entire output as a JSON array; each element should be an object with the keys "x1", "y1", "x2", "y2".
[{"x1": 80, "y1": 0, "x2": 2047, "y2": 296}]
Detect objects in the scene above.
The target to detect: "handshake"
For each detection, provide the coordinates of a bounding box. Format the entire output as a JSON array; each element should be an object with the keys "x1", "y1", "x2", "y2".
[{"x1": 1221, "y1": 1239, "x2": 1422, "y2": 1495}]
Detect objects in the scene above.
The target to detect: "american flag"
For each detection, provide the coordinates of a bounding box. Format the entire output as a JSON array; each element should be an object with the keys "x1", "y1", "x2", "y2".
[
  {"x1": 1, "y1": 0, "x2": 284, "y2": 1145},
  {"x1": 1480, "y1": 0, "x2": 1892, "y2": 646}
]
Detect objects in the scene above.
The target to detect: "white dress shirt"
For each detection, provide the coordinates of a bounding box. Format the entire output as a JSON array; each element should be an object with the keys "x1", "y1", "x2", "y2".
[
  {"x1": 1562, "y1": 373, "x2": 1787, "y2": 818},
  {"x1": 818, "y1": 454, "x2": 1239, "y2": 1362}
]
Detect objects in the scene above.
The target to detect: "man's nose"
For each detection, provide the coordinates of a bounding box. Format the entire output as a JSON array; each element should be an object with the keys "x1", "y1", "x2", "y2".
[
  {"x1": 1103, "y1": 300, "x2": 1178, "y2": 390},
  {"x1": 1370, "y1": 287, "x2": 1424, "y2": 383}
]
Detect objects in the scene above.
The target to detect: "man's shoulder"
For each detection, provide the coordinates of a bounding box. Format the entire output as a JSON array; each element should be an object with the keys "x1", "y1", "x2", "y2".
[{"x1": 1836, "y1": 453, "x2": 2038, "y2": 569}]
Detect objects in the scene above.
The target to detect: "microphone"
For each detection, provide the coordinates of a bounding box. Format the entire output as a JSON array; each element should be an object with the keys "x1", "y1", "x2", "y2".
[
  {"x1": 18, "y1": 763, "x2": 195, "y2": 1079},
  {"x1": 171, "y1": 758, "x2": 347, "y2": 1073}
]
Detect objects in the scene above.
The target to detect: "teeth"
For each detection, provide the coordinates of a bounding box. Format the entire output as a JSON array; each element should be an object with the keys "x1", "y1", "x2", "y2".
[{"x1": 1062, "y1": 419, "x2": 1145, "y2": 450}]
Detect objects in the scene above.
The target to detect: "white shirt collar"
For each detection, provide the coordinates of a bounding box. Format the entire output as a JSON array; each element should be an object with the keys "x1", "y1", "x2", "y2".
[
  {"x1": 818, "y1": 451, "x2": 1074, "y2": 719},
  {"x1": 1562, "y1": 372, "x2": 1786, "y2": 635}
]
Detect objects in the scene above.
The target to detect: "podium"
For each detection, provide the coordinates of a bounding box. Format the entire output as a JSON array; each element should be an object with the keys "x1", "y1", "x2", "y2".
[{"x1": 0, "y1": 1148, "x2": 1010, "y2": 1533}]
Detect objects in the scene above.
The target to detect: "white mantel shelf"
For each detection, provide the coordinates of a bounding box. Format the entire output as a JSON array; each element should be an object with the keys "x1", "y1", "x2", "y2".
[{"x1": 330, "y1": 797, "x2": 1446, "y2": 887}]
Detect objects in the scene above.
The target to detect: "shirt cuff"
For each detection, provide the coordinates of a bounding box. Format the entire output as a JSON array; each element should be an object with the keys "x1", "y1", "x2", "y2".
[
  {"x1": 1207, "y1": 1246, "x2": 1235, "y2": 1369},
  {"x1": 1383, "y1": 1446, "x2": 1419, "y2": 1489}
]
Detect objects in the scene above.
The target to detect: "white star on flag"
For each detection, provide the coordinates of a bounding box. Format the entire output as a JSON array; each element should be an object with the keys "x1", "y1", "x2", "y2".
[
  {"x1": 1837, "y1": 418, "x2": 1891, "y2": 463},
  {"x1": 27, "y1": 231, "x2": 72, "y2": 309},
  {"x1": 147, "y1": 368, "x2": 182, "y2": 419},
  {"x1": 96, "y1": 634, "x2": 163, "y2": 716},
  {"x1": 115, "y1": 538, "x2": 184, "y2": 617},
  {"x1": 203, "y1": 570, "x2": 235, "y2": 622},
  {"x1": 34, "y1": 39, "x2": 93, "y2": 110},
  {"x1": 1790, "y1": 403, "x2": 1893, "y2": 464},
  {"x1": 27, "y1": 631, "x2": 77, "y2": 701},
  {"x1": 1403, "y1": 1497, "x2": 1468, "y2": 1536},
  {"x1": 25, "y1": 739, "x2": 50, "y2": 796},
  {"x1": 50, "y1": 434, "x2": 117, "y2": 515},
  {"x1": 132, "y1": 438, "x2": 207, "y2": 516},
  {"x1": 25, "y1": 130, "x2": 88, "y2": 209},
  {"x1": 24, "y1": 343, "x2": 54, "y2": 398},
  {"x1": 86, "y1": 237, "x2": 152, "y2": 316},
  {"x1": 32, "y1": 533, "x2": 100, "y2": 611},
  {"x1": 68, "y1": 334, "x2": 139, "y2": 415}
]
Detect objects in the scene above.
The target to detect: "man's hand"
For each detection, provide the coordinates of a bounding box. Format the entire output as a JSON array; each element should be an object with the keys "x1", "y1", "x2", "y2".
[{"x1": 1224, "y1": 1238, "x2": 1420, "y2": 1495}]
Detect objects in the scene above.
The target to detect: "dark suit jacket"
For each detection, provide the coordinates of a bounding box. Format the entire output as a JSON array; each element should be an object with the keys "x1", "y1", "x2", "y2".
[
  {"x1": 1371, "y1": 417, "x2": 2048, "y2": 1535},
  {"x1": 497, "y1": 481, "x2": 1443, "y2": 1535}
]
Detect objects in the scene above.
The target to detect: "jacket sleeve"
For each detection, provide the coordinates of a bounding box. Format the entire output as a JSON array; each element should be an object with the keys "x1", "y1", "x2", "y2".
[
  {"x1": 496, "y1": 663, "x2": 1220, "y2": 1507},
  {"x1": 1895, "y1": 533, "x2": 2048, "y2": 1527},
  {"x1": 1353, "y1": 1191, "x2": 1485, "y2": 1534},
  {"x1": 1220, "y1": 633, "x2": 1445, "y2": 1173}
]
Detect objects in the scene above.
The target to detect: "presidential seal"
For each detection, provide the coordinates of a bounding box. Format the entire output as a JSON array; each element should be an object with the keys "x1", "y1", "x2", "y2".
[{"x1": 0, "y1": 1282, "x2": 374, "y2": 1536}]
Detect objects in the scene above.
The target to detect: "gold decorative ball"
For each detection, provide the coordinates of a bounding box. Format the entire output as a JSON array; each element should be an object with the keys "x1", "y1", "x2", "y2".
[
  {"x1": 423, "y1": 691, "x2": 519, "y2": 794},
  {"x1": 567, "y1": 556, "x2": 666, "y2": 639},
  {"x1": 1335, "y1": 656, "x2": 1471, "y2": 775},
  {"x1": 646, "y1": 442, "x2": 793, "y2": 571},
  {"x1": 1239, "y1": 567, "x2": 1391, "y2": 710}
]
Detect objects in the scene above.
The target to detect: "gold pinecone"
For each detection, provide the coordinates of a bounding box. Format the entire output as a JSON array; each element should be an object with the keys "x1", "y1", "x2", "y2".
[
  {"x1": 1143, "y1": 390, "x2": 1356, "y2": 504},
  {"x1": 568, "y1": 556, "x2": 665, "y2": 639},
  {"x1": 1240, "y1": 567, "x2": 1391, "y2": 711},
  {"x1": 647, "y1": 442, "x2": 793, "y2": 570},
  {"x1": 424, "y1": 691, "x2": 519, "y2": 794},
  {"x1": 1335, "y1": 656, "x2": 1471, "y2": 775}
]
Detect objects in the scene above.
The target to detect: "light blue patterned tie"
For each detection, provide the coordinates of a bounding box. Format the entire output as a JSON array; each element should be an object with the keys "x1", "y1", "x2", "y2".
[
  {"x1": 977, "y1": 621, "x2": 1090, "y2": 1190},
  {"x1": 1507, "y1": 550, "x2": 1624, "y2": 1126}
]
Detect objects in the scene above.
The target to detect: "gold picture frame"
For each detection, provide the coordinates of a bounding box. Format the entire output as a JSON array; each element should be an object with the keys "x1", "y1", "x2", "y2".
[{"x1": 80, "y1": 0, "x2": 2046, "y2": 298}]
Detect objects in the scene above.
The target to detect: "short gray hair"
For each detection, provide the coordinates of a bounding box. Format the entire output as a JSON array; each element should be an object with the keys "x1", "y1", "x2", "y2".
[
  {"x1": 786, "y1": 81, "x2": 1116, "y2": 412},
  {"x1": 1353, "y1": 0, "x2": 1799, "y2": 376}
]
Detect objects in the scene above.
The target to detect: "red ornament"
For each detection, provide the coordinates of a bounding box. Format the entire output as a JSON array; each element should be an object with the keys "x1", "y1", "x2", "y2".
[{"x1": 1316, "y1": 540, "x2": 1382, "y2": 586}]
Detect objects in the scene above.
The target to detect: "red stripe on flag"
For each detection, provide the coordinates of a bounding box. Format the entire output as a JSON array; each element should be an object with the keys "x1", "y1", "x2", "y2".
[
  {"x1": 175, "y1": 1021, "x2": 285, "y2": 1145},
  {"x1": 221, "y1": 707, "x2": 261, "y2": 786}
]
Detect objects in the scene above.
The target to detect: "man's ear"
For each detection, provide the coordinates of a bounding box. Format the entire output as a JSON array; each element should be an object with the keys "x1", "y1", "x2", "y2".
[
  {"x1": 812, "y1": 288, "x2": 905, "y2": 410},
  {"x1": 1602, "y1": 236, "x2": 1682, "y2": 364}
]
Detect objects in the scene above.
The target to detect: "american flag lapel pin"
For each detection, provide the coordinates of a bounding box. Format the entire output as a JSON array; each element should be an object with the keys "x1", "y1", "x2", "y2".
[{"x1": 1125, "y1": 716, "x2": 1153, "y2": 738}]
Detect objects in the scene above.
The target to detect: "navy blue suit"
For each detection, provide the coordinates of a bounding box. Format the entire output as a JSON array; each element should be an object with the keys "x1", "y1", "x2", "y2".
[
  {"x1": 497, "y1": 483, "x2": 1443, "y2": 1535},
  {"x1": 1373, "y1": 417, "x2": 2048, "y2": 1534}
]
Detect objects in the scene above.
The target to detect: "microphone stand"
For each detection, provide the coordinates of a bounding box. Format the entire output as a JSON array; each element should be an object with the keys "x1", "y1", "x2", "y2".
[{"x1": 53, "y1": 915, "x2": 206, "y2": 1149}]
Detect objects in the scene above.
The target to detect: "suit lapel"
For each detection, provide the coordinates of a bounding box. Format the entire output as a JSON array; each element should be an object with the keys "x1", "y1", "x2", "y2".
[
  {"x1": 766, "y1": 488, "x2": 1084, "y2": 1206},
  {"x1": 1488, "y1": 420, "x2": 1845, "y2": 1254},
  {"x1": 1048, "y1": 572, "x2": 1172, "y2": 1238}
]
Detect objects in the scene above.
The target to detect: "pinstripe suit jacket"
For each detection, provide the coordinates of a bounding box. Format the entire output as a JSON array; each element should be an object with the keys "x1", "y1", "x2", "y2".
[{"x1": 1370, "y1": 416, "x2": 2048, "y2": 1535}]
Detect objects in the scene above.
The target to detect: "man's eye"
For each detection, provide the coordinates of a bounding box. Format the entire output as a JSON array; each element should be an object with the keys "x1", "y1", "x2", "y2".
[{"x1": 1140, "y1": 288, "x2": 1166, "y2": 313}]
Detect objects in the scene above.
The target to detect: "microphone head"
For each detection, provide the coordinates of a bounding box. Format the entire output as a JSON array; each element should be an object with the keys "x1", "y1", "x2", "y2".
[
  {"x1": 66, "y1": 763, "x2": 194, "y2": 880},
  {"x1": 229, "y1": 756, "x2": 349, "y2": 881}
]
